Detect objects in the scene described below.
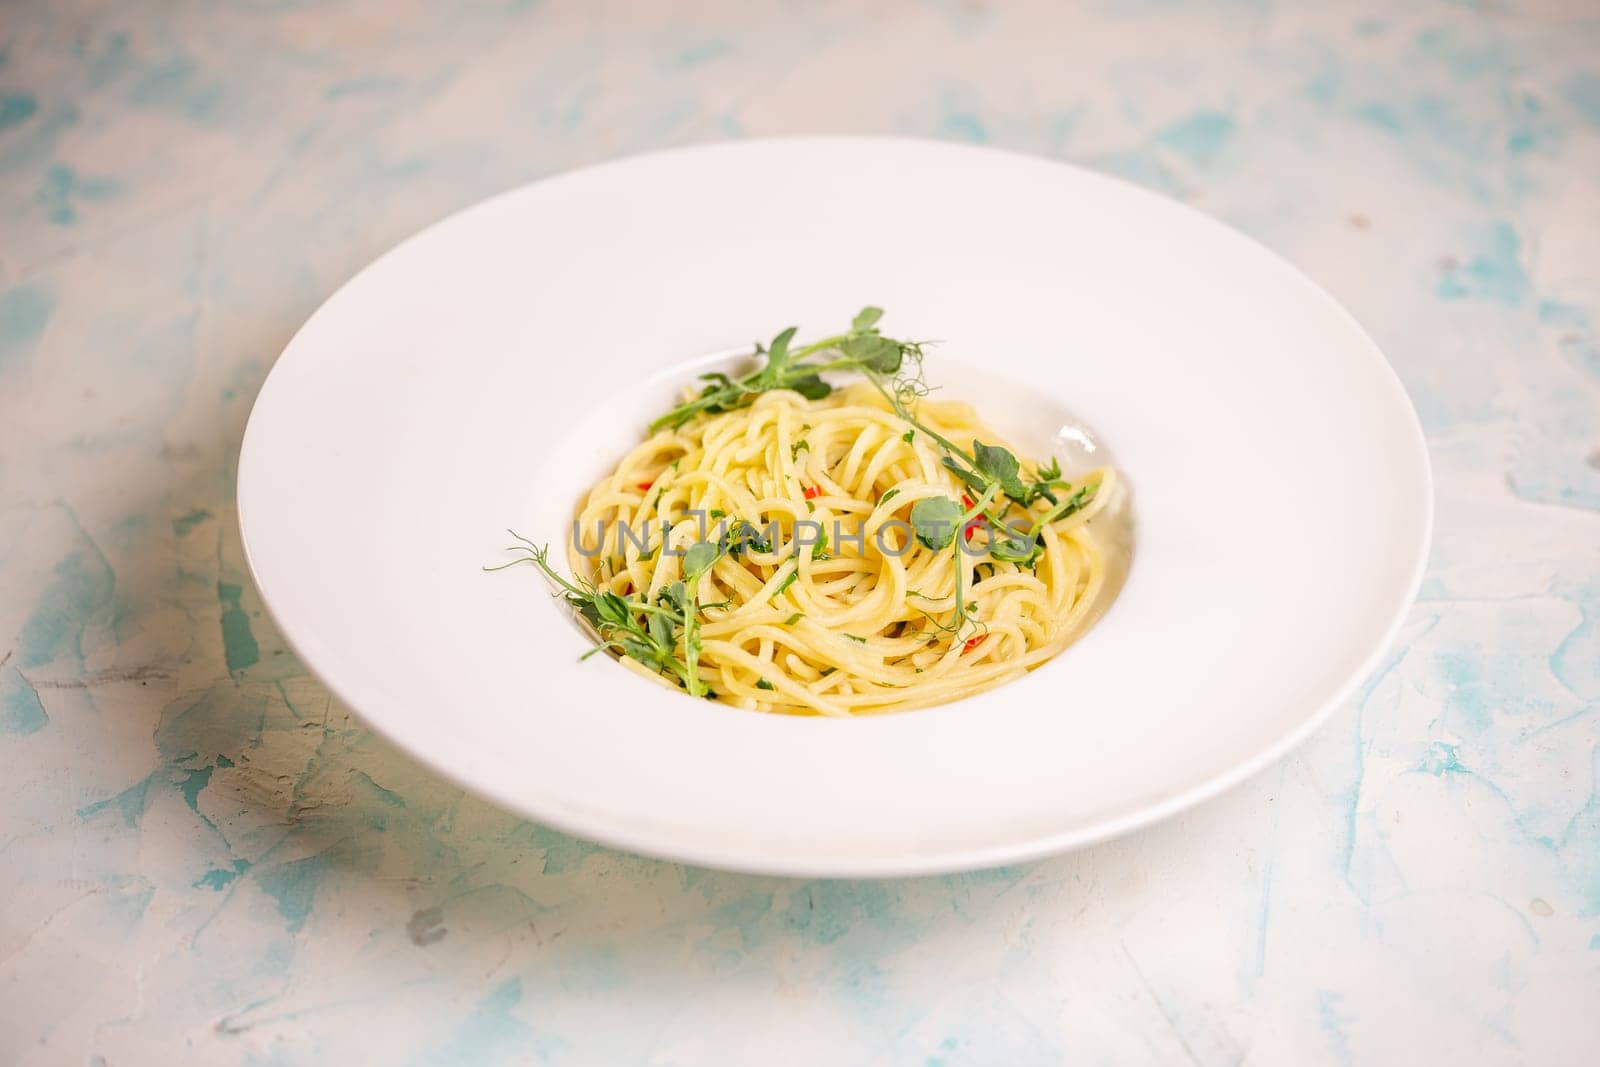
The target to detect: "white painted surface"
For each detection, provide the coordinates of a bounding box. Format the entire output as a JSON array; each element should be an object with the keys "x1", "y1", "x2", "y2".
[{"x1": 1, "y1": 1, "x2": 1597, "y2": 1062}]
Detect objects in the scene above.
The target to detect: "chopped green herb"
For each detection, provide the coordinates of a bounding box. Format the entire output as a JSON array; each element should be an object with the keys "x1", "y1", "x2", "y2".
[
  {"x1": 878, "y1": 488, "x2": 900, "y2": 505},
  {"x1": 901, "y1": 429, "x2": 915, "y2": 443},
  {"x1": 721, "y1": 519, "x2": 772, "y2": 557},
  {"x1": 783, "y1": 613, "x2": 803, "y2": 625},
  {"x1": 756, "y1": 678, "x2": 775, "y2": 691},
  {"x1": 770, "y1": 570, "x2": 799, "y2": 600}
]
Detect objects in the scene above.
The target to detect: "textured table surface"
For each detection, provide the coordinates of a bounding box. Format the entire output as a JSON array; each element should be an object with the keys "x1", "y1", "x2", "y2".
[{"x1": 3, "y1": 1, "x2": 1598, "y2": 1063}]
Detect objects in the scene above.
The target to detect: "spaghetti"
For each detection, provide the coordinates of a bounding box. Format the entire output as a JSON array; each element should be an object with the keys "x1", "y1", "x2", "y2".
[{"x1": 505, "y1": 309, "x2": 1119, "y2": 715}]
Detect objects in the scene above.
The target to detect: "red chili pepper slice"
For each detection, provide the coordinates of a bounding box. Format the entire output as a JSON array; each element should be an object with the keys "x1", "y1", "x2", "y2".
[
  {"x1": 803, "y1": 485, "x2": 821, "y2": 500},
  {"x1": 963, "y1": 635, "x2": 987, "y2": 654},
  {"x1": 637, "y1": 480, "x2": 654, "y2": 491}
]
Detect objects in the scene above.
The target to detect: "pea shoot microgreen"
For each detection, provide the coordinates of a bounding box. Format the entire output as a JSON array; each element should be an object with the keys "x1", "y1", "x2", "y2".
[
  {"x1": 649, "y1": 306, "x2": 927, "y2": 432},
  {"x1": 490, "y1": 533, "x2": 729, "y2": 698},
  {"x1": 508, "y1": 307, "x2": 1101, "y2": 688}
]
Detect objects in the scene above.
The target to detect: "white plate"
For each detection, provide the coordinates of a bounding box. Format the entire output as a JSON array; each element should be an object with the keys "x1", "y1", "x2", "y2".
[{"x1": 238, "y1": 138, "x2": 1431, "y2": 877}]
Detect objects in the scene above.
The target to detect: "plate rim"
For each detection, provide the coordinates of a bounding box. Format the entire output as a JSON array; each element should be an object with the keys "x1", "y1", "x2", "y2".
[{"x1": 238, "y1": 135, "x2": 1435, "y2": 877}]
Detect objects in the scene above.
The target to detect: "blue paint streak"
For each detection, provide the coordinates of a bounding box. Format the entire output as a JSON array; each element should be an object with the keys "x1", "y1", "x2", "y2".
[
  {"x1": 1412, "y1": 24, "x2": 1503, "y2": 79},
  {"x1": 1550, "y1": 575, "x2": 1599, "y2": 700},
  {"x1": 353, "y1": 770, "x2": 406, "y2": 831},
  {"x1": 504, "y1": 820, "x2": 603, "y2": 875},
  {"x1": 424, "y1": 978, "x2": 563, "y2": 1064},
  {"x1": 83, "y1": 31, "x2": 133, "y2": 89},
  {"x1": 17, "y1": 547, "x2": 115, "y2": 668},
  {"x1": 255, "y1": 853, "x2": 331, "y2": 934},
  {"x1": 0, "y1": 284, "x2": 55, "y2": 371},
  {"x1": 1436, "y1": 651, "x2": 1493, "y2": 733},
  {"x1": 1356, "y1": 103, "x2": 1403, "y2": 134},
  {"x1": 1315, "y1": 989, "x2": 1353, "y2": 1064},
  {"x1": 0, "y1": 92, "x2": 37, "y2": 132},
  {"x1": 938, "y1": 103, "x2": 989, "y2": 144},
  {"x1": 35, "y1": 163, "x2": 122, "y2": 225},
  {"x1": 77, "y1": 775, "x2": 154, "y2": 828},
  {"x1": 127, "y1": 54, "x2": 223, "y2": 121},
  {"x1": 1417, "y1": 741, "x2": 1464, "y2": 776},
  {"x1": 218, "y1": 581, "x2": 260, "y2": 672},
  {"x1": 1565, "y1": 73, "x2": 1600, "y2": 128},
  {"x1": 1436, "y1": 222, "x2": 1529, "y2": 306},
  {"x1": 1303, "y1": 69, "x2": 1340, "y2": 105},
  {"x1": 193, "y1": 858, "x2": 251, "y2": 891},
  {"x1": 1561, "y1": 752, "x2": 1600, "y2": 916},
  {"x1": 783, "y1": 881, "x2": 896, "y2": 946},
  {"x1": 179, "y1": 765, "x2": 214, "y2": 812},
  {"x1": 0, "y1": 665, "x2": 48, "y2": 735},
  {"x1": 173, "y1": 509, "x2": 211, "y2": 537},
  {"x1": 1155, "y1": 110, "x2": 1234, "y2": 166},
  {"x1": 1539, "y1": 300, "x2": 1588, "y2": 329}
]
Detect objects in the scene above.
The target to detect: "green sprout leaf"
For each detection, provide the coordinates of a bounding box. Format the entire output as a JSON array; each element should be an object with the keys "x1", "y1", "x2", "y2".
[
  {"x1": 910, "y1": 496, "x2": 961, "y2": 550},
  {"x1": 648, "y1": 308, "x2": 926, "y2": 432},
  {"x1": 839, "y1": 333, "x2": 904, "y2": 373},
  {"x1": 788, "y1": 374, "x2": 832, "y2": 400},
  {"x1": 971, "y1": 440, "x2": 1029, "y2": 501},
  {"x1": 682, "y1": 541, "x2": 721, "y2": 580},
  {"x1": 940, "y1": 455, "x2": 988, "y2": 496},
  {"x1": 762, "y1": 326, "x2": 798, "y2": 378},
  {"x1": 658, "y1": 581, "x2": 689, "y2": 614}
]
